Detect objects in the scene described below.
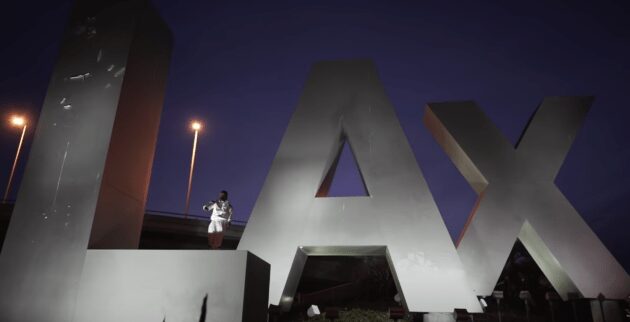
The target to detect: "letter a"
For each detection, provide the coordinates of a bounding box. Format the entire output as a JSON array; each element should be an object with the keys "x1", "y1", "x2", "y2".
[{"x1": 238, "y1": 61, "x2": 481, "y2": 313}]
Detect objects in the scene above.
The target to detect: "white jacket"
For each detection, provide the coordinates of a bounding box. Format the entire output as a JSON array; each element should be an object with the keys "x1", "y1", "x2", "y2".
[{"x1": 203, "y1": 200, "x2": 233, "y2": 222}]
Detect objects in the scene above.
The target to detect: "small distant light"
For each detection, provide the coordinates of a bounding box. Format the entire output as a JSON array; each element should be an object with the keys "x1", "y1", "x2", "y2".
[
  {"x1": 307, "y1": 305, "x2": 320, "y2": 318},
  {"x1": 11, "y1": 116, "x2": 25, "y2": 126},
  {"x1": 519, "y1": 290, "x2": 532, "y2": 301},
  {"x1": 191, "y1": 121, "x2": 202, "y2": 131},
  {"x1": 479, "y1": 298, "x2": 488, "y2": 308}
]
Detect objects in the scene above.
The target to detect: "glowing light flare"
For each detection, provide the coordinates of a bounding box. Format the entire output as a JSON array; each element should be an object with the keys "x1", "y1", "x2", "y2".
[{"x1": 10, "y1": 115, "x2": 26, "y2": 127}]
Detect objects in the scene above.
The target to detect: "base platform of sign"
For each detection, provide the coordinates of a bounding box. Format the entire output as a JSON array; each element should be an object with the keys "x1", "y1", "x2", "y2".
[{"x1": 73, "y1": 250, "x2": 269, "y2": 322}]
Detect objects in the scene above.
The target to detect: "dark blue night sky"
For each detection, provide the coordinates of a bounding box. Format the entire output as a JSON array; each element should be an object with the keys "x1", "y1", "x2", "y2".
[{"x1": 0, "y1": 1, "x2": 629, "y2": 269}]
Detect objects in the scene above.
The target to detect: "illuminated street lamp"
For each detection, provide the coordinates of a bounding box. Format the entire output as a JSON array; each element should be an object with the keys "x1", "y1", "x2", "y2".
[
  {"x1": 3, "y1": 115, "x2": 28, "y2": 203},
  {"x1": 184, "y1": 120, "x2": 202, "y2": 217}
]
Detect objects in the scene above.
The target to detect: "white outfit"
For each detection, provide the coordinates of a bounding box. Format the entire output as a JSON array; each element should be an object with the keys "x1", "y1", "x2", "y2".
[
  {"x1": 203, "y1": 200, "x2": 233, "y2": 233},
  {"x1": 208, "y1": 219, "x2": 227, "y2": 233}
]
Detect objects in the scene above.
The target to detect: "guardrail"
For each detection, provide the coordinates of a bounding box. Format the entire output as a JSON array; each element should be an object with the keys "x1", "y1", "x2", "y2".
[
  {"x1": 145, "y1": 209, "x2": 248, "y2": 225},
  {"x1": 0, "y1": 202, "x2": 248, "y2": 226}
]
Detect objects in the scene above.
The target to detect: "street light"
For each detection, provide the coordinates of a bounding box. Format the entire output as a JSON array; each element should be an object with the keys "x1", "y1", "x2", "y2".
[
  {"x1": 184, "y1": 120, "x2": 202, "y2": 217},
  {"x1": 3, "y1": 115, "x2": 28, "y2": 203}
]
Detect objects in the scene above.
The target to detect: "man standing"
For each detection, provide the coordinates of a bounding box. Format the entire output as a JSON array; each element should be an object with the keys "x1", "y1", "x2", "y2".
[{"x1": 203, "y1": 190, "x2": 233, "y2": 249}]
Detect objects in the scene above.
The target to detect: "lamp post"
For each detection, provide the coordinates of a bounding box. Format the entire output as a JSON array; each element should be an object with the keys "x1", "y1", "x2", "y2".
[
  {"x1": 3, "y1": 115, "x2": 27, "y2": 203},
  {"x1": 184, "y1": 121, "x2": 202, "y2": 218}
]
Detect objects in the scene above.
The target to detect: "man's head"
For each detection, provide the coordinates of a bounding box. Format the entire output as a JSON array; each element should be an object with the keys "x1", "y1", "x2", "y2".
[{"x1": 219, "y1": 190, "x2": 228, "y2": 201}]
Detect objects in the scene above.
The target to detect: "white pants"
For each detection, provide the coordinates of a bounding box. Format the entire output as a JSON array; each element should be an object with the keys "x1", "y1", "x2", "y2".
[{"x1": 208, "y1": 219, "x2": 228, "y2": 233}]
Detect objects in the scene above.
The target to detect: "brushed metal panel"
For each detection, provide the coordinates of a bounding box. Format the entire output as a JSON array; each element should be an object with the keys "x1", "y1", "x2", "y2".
[
  {"x1": 238, "y1": 60, "x2": 481, "y2": 313},
  {"x1": 425, "y1": 98, "x2": 630, "y2": 300},
  {"x1": 73, "y1": 250, "x2": 269, "y2": 322},
  {"x1": 0, "y1": 1, "x2": 172, "y2": 320}
]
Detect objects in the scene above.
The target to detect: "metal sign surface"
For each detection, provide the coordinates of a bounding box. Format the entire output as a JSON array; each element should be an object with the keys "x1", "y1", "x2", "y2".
[
  {"x1": 238, "y1": 60, "x2": 482, "y2": 313},
  {"x1": 424, "y1": 98, "x2": 630, "y2": 300}
]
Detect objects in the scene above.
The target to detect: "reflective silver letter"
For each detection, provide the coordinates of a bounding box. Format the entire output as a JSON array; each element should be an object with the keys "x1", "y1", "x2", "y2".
[
  {"x1": 425, "y1": 97, "x2": 630, "y2": 300},
  {"x1": 238, "y1": 61, "x2": 481, "y2": 313},
  {"x1": 0, "y1": 2, "x2": 270, "y2": 322}
]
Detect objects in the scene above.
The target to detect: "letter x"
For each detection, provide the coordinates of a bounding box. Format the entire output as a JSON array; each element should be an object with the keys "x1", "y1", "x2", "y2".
[{"x1": 425, "y1": 97, "x2": 630, "y2": 300}]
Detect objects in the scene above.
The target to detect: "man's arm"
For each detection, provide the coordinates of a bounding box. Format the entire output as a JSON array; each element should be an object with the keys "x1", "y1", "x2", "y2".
[
  {"x1": 202, "y1": 201, "x2": 216, "y2": 212},
  {"x1": 227, "y1": 204, "x2": 233, "y2": 223}
]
